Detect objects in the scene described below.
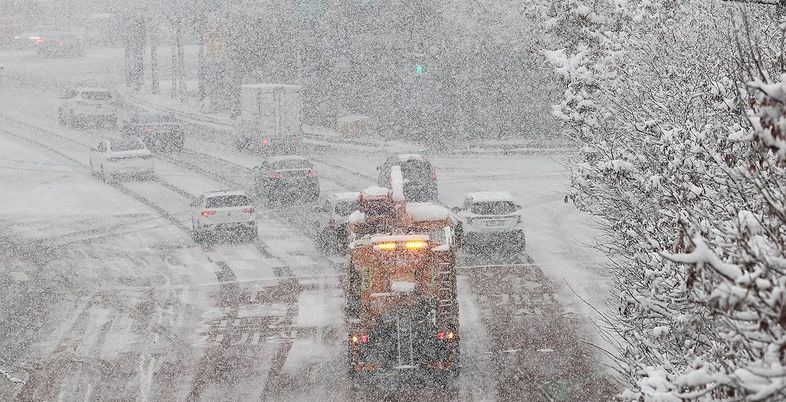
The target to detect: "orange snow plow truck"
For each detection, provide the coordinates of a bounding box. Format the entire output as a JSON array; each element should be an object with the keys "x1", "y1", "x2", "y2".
[{"x1": 345, "y1": 181, "x2": 460, "y2": 380}]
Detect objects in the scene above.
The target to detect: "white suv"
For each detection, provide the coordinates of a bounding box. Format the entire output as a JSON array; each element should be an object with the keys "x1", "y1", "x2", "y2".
[
  {"x1": 191, "y1": 191, "x2": 257, "y2": 241},
  {"x1": 58, "y1": 87, "x2": 117, "y2": 127},
  {"x1": 454, "y1": 191, "x2": 525, "y2": 251}
]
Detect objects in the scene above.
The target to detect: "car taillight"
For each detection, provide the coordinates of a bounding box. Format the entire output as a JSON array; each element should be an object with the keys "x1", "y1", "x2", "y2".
[
  {"x1": 33, "y1": 39, "x2": 44, "y2": 46},
  {"x1": 201, "y1": 211, "x2": 215, "y2": 217},
  {"x1": 351, "y1": 334, "x2": 369, "y2": 344},
  {"x1": 431, "y1": 168, "x2": 437, "y2": 180},
  {"x1": 437, "y1": 330, "x2": 456, "y2": 341},
  {"x1": 270, "y1": 171, "x2": 283, "y2": 179},
  {"x1": 262, "y1": 136, "x2": 271, "y2": 146},
  {"x1": 241, "y1": 207, "x2": 254, "y2": 213},
  {"x1": 307, "y1": 169, "x2": 318, "y2": 178},
  {"x1": 78, "y1": 100, "x2": 88, "y2": 106}
]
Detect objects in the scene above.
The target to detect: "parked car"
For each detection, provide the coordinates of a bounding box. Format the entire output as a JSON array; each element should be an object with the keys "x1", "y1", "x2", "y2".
[
  {"x1": 453, "y1": 191, "x2": 525, "y2": 251},
  {"x1": 34, "y1": 32, "x2": 84, "y2": 58},
  {"x1": 120, "y1": 111, "x2": 184, "y2": 152},
  {"x1": 89, "y1": 138, "x2": 154, "y2": 182},
  {"x1": 58, "y1": 87, "x2": 117, "y2": 127},
  {"x1": 317, "y1": 192, "x2": 360, "y2": 252},
  {"x1": 252, "y1": 155, "x2": 320, "y2": 202},
  {"x1": 377, "y1": 153, "x2": 438, "y2": 202},
  {"x1": 190, "y1": 190, "x2": 257, "y2": 241}
]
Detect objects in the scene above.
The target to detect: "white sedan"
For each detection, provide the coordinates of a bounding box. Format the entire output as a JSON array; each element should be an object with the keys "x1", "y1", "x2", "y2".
[
  {"x1": 89, "y1": 138, "x2": 155, "y2": 181},
  {"x1": 191, "y1": 190, "x2": 257, "y2": 241}
]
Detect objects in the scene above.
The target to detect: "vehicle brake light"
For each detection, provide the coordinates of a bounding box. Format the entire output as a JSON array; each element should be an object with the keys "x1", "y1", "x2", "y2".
[
  {"x1": 374, "y1": 242, "x2": 397, "y2": 251},
  {"x1": 241, "y1": 207, "x2": 254, "y2": 213},
  {"x1": 270, "y1": 171, "x2": 283, "y2": 179},
  {"x1": 33, "y1": 38, "x2": 44, "y2": 46},
  {"x1": 351, "y1": 334, "x2": 369, "y2": 344},
  {"x1": 201, "y1": 210, "x2": 215, "y2": 217},
  {"x1": 78, "y1": 100, "x2": 88, "y2": 106},
  {"x1": 262, "y1": 136, "x2": 271, "y2": 146},
  {"x1": 437, "y1": 330, "x2": 455, "y2": 341},
  {"x1": 404, "y1": 240, "x2": 428, "y2": 250},
  {"x1": 307, "y1": 169, "x2": 318, "y2": 178},
  {"x1": 431, "y1": 168, "x2": 437, "y2": 180}
]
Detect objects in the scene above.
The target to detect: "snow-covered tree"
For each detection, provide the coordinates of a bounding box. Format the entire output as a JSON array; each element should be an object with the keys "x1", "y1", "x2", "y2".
[{"x1": 542, "y1": 0, "x2": 786, "y2": 399}]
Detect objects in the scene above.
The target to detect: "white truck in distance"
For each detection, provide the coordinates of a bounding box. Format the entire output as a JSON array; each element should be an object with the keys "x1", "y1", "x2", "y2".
[{"x1": 235, "y1": 83, "x2": 303, "y2": 153}]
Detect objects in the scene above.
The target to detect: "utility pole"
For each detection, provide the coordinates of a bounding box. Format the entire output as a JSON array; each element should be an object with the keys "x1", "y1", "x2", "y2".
[{"x1": 150, "y1": 17, "x2": 160, "y2": 94}]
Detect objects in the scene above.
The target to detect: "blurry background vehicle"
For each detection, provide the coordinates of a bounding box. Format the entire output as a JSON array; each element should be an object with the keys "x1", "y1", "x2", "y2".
[
  {"x1": 34, "y1": 31, "x2": 85, "y2": 58},
  {"x1": 453, "y1": 191, "x2": 525, "y2": 252},
  {"x1": 317, "y1": 192, "x2": 360, "y2": 252},
  {"x1": 377, "y1": 154, "x2": 438, "y2": 202},
  {"x1": 252, "y1": 155, "x2": 319, "y2": 203},
  {"x1": 58, "y1": 87, "x2": 117, "y2": 127},
  {"x1": 120, "y1": 111, "x2": 185, "y2": 152},
  {"x1": 89, "y1": 138, "x2": 154, "y2": 182},
  {"x1": 190, "y1": 190, "x2": 257, "y2": 242},
  {"x1": 234, "y1": 83, "x2": 303, "y2": 154}
]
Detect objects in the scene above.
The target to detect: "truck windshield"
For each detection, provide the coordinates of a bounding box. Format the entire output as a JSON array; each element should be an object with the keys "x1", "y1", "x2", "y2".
[
  {"x1": 206, "y1": 195, "x2": 251, "y2": 208},
  {"x1": 335, "y1": 200, "x2": 358, "y2": 216},
  {"x1": 471, "y1": 201, "x2": 516, "y2": 215}
]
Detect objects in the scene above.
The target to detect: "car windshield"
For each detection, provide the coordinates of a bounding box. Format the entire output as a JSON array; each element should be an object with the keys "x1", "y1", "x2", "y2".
[
  {"x1": 271, "y1": 159, "x2": 311, "y2": 170},
  {"x1": 471, "y1": 201, "x2": 516, "y2": 215},
  {"x1": 205, "y1": 195, "x2": 250, "y2": 208},
  {"x1": 335, "y1": 200, "x2": 358, "y2": 216},
  {"x1": 135, "y1": 113, "x2": 177, "y2": 123},
  {"x1": 81, "y1": 91, "x2": 112, "y2": 101},
  {"x1": 109, "y1": 139, "x2": 145, "y2": 152},
  {"x1": 399, "y1": 160, "x2": 431, "y2": 180}
]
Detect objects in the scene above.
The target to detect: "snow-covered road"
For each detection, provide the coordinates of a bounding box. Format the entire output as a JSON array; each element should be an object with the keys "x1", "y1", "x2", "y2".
[{"x1": 0, "y1": 48, "x2": 616, "y2": 401}]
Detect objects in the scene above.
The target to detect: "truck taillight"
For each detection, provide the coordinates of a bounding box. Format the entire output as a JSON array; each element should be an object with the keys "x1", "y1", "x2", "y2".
[{"x1": 351, "y1": 334, "x2": 369, "y2": 344}]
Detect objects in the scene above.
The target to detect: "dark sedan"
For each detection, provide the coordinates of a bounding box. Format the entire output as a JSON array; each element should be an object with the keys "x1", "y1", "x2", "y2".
[
  {"x1": 252, "y1": 155, "x2": 320, "y2": 203},
  {"x1": 121, "y1": 112, "x2": 185, "y2": 152}
]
